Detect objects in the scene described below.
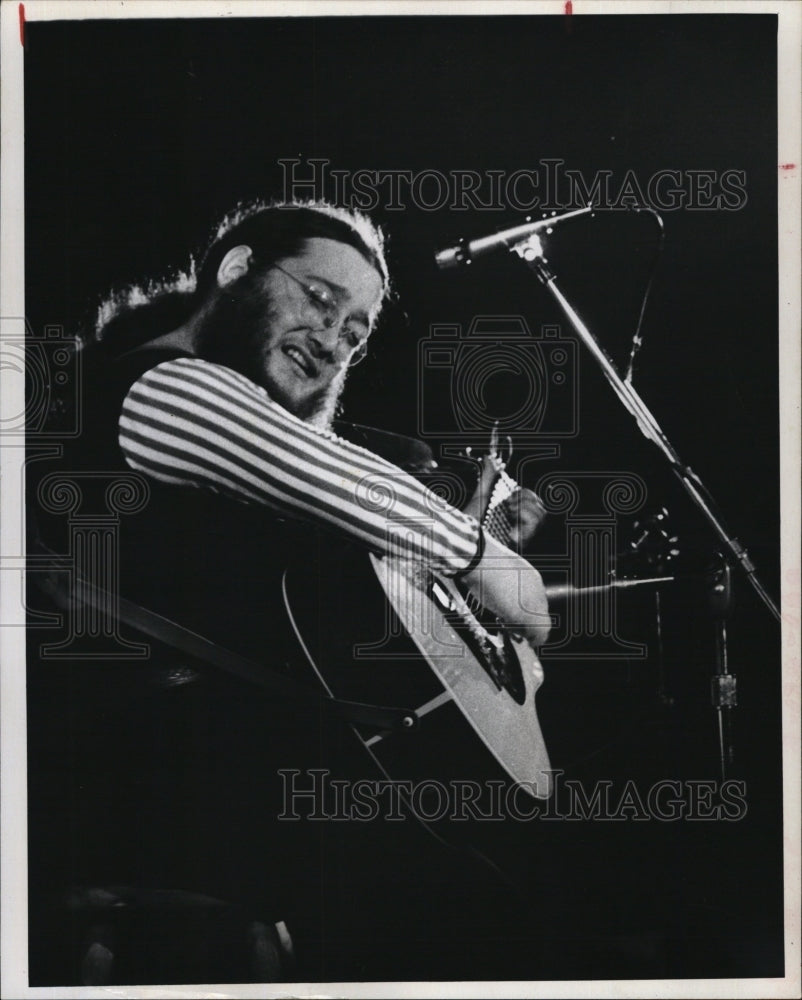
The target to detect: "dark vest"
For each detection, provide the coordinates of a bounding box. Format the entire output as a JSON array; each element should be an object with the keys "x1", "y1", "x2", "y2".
[
  {"x1": 28, "y1": 345, "x2": 339, "y2": 912},
  {"x1": 37, "y1": 345, "x2": 310, "y2": 665}
]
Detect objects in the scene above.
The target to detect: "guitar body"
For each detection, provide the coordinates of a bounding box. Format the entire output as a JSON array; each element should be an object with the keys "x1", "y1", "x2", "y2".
[
  {"x1": 369, "y1": 555, "x2": 552, "y2": 797},
  {"x1": 281, "y1": 537, "x2": 552, "y2": 803}
]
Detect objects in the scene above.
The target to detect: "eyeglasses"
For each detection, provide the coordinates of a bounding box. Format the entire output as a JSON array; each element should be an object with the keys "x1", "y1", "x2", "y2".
[{"x1": 272, "y1": 262, "x2": 370, "y2": 366}]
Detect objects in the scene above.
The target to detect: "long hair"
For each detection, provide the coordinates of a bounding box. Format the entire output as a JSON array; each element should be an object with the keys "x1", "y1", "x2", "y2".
[{"x1": 90, "y1": 199, "x2": 390, "y2": 355}]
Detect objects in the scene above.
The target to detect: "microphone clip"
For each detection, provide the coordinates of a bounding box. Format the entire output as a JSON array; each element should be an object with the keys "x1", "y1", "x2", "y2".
[
  {"x1": 451, "y1": 237, "x2": 471, "y2": 268},
  {"x1": 513, "y1": 235, "x2": 557, "y2": 284},
  {"x1": 511, "y1": 233, "x2": 546, "y2": 262}
]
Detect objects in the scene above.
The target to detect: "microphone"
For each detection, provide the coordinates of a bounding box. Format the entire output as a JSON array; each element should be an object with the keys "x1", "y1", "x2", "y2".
[{"x1": 435, "y1": 205, "x2": 594, "y2": 270}]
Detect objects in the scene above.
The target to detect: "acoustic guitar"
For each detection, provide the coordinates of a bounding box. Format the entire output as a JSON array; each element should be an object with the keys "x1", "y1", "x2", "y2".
[
  {"x1": 282, "y1": 437, "x2": 555, "y2": 800},
  {"x1": 282, "y1": 432, "x2": 678, "y2": 806}
]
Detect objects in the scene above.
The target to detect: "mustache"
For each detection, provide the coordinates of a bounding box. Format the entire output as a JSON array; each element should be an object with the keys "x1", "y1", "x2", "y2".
[{"x1": 197, "y1": 290, "x2": 348, "y2": 428}]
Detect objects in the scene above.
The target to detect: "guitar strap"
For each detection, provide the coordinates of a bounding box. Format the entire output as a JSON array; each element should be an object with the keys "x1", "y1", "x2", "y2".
[{"x1": 30, "y1": 539, "x2": 419, "y2": 736}]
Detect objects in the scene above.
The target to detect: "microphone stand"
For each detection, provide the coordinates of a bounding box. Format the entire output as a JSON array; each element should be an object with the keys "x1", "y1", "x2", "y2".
[
  {"x1": 511, "y1": 231, "x2": 779, "y2": 777},
  {"x1": 708, "y1": 556, "x2": 736, "y2": 780},
  {"x1": 512, "y1": 233, "x2": 780, "y2": 623}
]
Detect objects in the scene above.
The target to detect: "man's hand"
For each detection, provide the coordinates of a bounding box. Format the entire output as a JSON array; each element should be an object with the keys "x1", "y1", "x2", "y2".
[
  {"x1": 461, "y1": 453, "x2": 502, "y2": 524},
  {"x1": 462, "y1": 455, "x2": 546, "y2": 551},
  {"x1": 501, "y1": 487, "x2": 547, "y2": 550},
  {"x1": 460, "y1": 532, "x2": 551, "y2": 649}
]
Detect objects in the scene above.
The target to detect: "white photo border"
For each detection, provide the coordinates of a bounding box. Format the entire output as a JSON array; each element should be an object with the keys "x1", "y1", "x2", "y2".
[{"x1": 2, "y1": 2, "x2": 799, "y2": 998}]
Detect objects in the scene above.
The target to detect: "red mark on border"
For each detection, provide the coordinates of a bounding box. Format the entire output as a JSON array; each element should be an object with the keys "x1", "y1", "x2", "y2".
[
  {"x1": 19, "y1": 4, "x2": 25, "y2": 47},
  {"x1": 779, "y1": 163, "x2": 796, "y2": 171},
  {"x1": 565, "y1": 0, "x2": 573, "y2": 14}
]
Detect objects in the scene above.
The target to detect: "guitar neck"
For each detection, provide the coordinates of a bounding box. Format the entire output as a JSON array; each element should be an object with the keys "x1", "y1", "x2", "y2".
[
  {"x1": 480, "y1": 465, "x2": 677, "y2": 598},
  {"x1": 482, "y1": 466, "x2": 519, "y2": 547}
]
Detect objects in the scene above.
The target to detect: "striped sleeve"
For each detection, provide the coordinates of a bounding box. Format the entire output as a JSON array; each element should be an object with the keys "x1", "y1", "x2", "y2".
[{"x1": 118, "y1": 357, "x2": 481, "y2": 576}]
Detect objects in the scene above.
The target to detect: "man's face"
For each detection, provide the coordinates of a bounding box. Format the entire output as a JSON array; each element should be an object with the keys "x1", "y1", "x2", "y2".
[{"x1": 206, "y1": 237, "x2": 384, "y2": 422}]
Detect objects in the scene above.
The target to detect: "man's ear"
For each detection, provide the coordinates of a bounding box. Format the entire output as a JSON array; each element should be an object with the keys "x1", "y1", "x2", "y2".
[{"x1": 217, "y1": 244, "x2": 253, "y2": 288}]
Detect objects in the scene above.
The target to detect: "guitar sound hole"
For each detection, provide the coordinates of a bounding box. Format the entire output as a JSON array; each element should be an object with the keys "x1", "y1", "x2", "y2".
[
  {"x1": 495, "y1": 630, "x2": 527, "y2": 705},
  {"x1": 429, "y1": 582, "x2": 527, "y2": 706}
]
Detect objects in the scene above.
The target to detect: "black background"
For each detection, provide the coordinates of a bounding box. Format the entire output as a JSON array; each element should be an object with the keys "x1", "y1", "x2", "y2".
[{"x1": 24, "y1": 12, "x2": 784, "y2": 985}]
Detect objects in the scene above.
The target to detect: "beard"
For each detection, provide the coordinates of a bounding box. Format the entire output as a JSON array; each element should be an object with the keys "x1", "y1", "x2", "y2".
[{"x1": 195, "y1": 279, "x2": 348, "y2": 429}]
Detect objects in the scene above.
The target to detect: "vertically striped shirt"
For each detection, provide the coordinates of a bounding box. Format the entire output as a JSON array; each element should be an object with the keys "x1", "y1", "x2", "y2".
[{"x1": 119, "y1": 357, "x2": 481, "y2": 576}]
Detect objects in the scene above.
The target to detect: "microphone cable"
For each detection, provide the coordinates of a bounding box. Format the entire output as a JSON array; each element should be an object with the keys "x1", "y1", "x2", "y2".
[{"x1": 624, "y1": 206, "x2": 666, "y2": 383}]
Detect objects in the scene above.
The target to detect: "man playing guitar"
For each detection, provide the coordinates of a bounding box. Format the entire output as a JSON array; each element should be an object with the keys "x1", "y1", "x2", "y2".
[{"x1": 31, "y1": 199, "x2": 551, "y2": 982}]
